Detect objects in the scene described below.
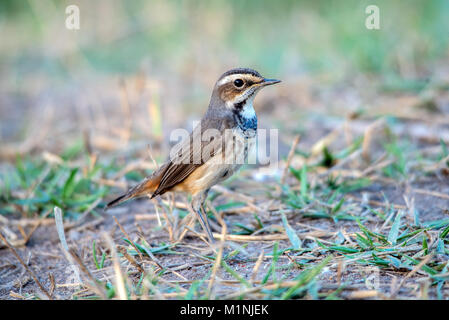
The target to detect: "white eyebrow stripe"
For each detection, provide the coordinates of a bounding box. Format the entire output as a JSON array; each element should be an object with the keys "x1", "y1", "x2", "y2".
[
  {"x1": 217, "y1": 74, "x2": 262, "y2": 86},
  {"x1": 217, "y1": 74, "x2": 242, "y2": 86}
]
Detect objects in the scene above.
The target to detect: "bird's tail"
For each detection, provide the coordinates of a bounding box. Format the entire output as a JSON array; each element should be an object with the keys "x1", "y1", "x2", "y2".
[{"x1": 104, "y1": 174, "x2": 161, "y2": 210}]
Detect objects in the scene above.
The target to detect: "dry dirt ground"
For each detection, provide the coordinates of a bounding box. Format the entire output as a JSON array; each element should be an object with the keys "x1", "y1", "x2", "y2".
[
  {"x1": 1, "y1": 73, "x2": 449, "y2": 300},
  {"x1": 1, "y1": 172, "x2": 449, "y2": 300}
]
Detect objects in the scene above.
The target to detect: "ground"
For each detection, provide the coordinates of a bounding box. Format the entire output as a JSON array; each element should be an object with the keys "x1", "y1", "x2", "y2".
[{"x1": 1, "y1": 71, "x2": 448, "y2": 299}]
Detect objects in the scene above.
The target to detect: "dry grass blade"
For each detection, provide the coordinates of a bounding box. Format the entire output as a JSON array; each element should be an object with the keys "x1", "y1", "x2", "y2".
[
  {"x1": 185, "y1": 225, "x2": 211, "y2": 246},
  {"x1": 134, "y1": 213, "x2": 160, "y2": 221},
  {"x1": 206, "y1": 215, "x2": 227, "y2": 298},
  {"x1": 103, "y1": 232, "x2": 128, "y2": 300},
  {"x1": 0, "y1": 225, "x2": 25, "y2": 248},
  {"x1": 413, "y1": 188, "x2": 449, "y2": 200},
  {"x1": 68, "y1": 248, "x2": 107, "y2": 299},
  {"x1": 113, "y1": 216, "x2": 143, "y2": 260},
  {"x1": 391, "y1": 254, "x2": 434, "y2": 298},
  {"x1": 177, "y1": 211, "x2": 197, "y2": 242},
  {"x1": 281, "y1": 134, "x2": 301, "y2": 185},
  {"x1": 9, "y1": 291, "x2": 26, "y2": 300},
  {"x1": 347, "y1": 195, "x2": 407, "y2": 210},
  {"x1": 54, "y1": 207, "x2": 83, "y2": 285},
  {"x1": 213, "y1": 233, "x2": 288, "y2": 242},
  {"x1": 149, "y1": 196, "x2": 162, "y2": 226},
  {"x1": 349, "y1": 290, "x2": 380, "y2": 299},
  {"x1": 250, "y1": 251, "x2": 265, "y2": 284},
  {"x1": 117, "y1": 245, "x2": 145, "y2": 273},
  {"x1": 48, "y1": 273, "x2": 55, "y2": 297},
  {"x1": 22, "y1": 208, "x2": 52, "y2": 245},
  {"x1": 361, "y1": 118, "x2": 386, "y2": 161},
  {"x1": 160, "y1": 204, "x2": 174, "y2": 242}
]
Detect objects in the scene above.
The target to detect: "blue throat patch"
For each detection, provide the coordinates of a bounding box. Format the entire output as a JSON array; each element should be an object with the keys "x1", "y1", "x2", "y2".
[{"x1": 234, "y1": 113, "x2": 257, "y2": 135}]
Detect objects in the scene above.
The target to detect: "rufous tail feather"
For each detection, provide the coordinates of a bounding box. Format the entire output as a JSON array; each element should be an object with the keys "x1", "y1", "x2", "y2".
[{"x1": 105, "y1": 175, "x2": 160, "y2": 210}]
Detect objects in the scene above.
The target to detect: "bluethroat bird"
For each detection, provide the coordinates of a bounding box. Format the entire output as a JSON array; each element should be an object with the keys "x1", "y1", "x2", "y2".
[{"x1": 105, "y1": 68, "x2": 280, "y2": 243}]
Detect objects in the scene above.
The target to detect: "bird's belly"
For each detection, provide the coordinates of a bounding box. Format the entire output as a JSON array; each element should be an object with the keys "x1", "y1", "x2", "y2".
[{"x1": 175, "y1": 129, "x2": 256, "y2": 195}]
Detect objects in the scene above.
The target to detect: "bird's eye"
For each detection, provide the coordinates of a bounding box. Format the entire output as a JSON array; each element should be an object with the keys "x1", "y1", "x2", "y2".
[{"x1": 234, "y1": 79, "x2": 244, "y2": 88}]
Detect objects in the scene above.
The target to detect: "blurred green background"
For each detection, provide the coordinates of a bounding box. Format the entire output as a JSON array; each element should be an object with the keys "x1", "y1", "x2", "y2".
[
  {"x1": 0, "y1": 0, "x2": 448, "y2": 152},
  {"x1": 1, "y1": 0, "x2": 448, "y2": 81}
]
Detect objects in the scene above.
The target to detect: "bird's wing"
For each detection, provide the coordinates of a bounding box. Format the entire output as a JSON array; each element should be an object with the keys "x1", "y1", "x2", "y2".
[{"x1": 152, "y1": 117, "x2": 233, "y2": 196}]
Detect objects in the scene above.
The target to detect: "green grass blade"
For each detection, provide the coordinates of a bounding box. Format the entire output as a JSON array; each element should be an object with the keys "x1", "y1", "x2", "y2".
[
  {"x1": 388, "y1": 211, "x2": 403, "y2": 245},
  {"x1": 281, "y1": 212, "x2": 302, "y2": 250}
]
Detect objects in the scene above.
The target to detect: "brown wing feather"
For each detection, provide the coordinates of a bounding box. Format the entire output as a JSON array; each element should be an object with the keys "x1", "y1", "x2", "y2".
[{"x1": 152, "y1": 117, "x2": 233, "y2": 197}]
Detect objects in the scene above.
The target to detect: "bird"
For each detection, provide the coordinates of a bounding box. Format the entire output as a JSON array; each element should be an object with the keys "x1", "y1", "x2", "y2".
[{"x1": 105, "y1": 68, "x2": 280, "y2": 243}]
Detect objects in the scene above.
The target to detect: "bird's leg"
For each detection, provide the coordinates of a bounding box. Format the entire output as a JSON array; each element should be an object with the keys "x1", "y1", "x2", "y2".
[
  {"x1": 200, "y1": 204, "x2": 215, "y2": 240},
  {"x1": 191, "y1": 192, "x2": 215, "y2": 243}
]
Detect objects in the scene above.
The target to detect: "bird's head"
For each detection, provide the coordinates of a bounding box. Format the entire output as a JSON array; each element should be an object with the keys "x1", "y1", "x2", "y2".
[{"x1": 210, "y1": 68, "x2": 280, "y2": 112}]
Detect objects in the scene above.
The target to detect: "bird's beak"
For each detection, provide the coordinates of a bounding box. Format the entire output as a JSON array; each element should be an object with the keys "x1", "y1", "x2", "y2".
[{"x1": 261, "y1": 78, "x2": 281, "y2": 86}]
